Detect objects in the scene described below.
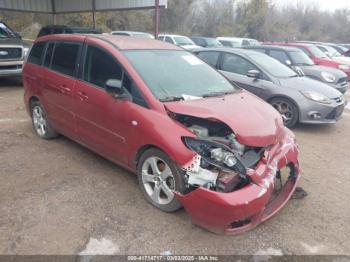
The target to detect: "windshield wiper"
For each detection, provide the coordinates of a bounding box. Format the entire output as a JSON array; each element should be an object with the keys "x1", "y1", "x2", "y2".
[
  {"x1": 159, "y1": 96, "x2": 184, "y2": 102},
  {"x1": 202, "y1": 90, "x2": 235, "y2": 98}
]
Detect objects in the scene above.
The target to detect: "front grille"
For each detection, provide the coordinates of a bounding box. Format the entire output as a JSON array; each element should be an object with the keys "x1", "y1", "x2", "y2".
[
  {"x1": 337, "y1": 77, "x2": 347, "y2": 84},
  {"x1": 326, "y1": 105, "x2": 344, "y2": 120},
  {"x1": 333, "y1": 96, "x2": 344, "y2": 103},
  {"x1": 0, "y1": 47, "x2": 22, "y2": 60},
  {"x1": 0, "y1": 65, "x2": 22, "y2": 70}
]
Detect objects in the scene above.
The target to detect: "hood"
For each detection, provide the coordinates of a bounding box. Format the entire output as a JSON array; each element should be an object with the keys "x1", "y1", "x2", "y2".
[
  {"x1": 332, "y1": 56, "x2": 350, "y2": 65},
  {"x1": 0, "y1": 37, "x2": 26, "y2": 46},
  {"x1": 165, "y1": 90, "x2": 284, "y2": 147},
  {"x1": 279, "y1": 76, "x2": 343, "y2": 99},
  {"x1": 298, "y1": 65, "x2": 347, "y2": 79}
]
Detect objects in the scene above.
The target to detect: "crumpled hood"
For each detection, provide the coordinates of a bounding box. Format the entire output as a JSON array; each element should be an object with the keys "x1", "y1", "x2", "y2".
[{"x1": 165, "y1": 90, "x2": 284, "y2": 147}]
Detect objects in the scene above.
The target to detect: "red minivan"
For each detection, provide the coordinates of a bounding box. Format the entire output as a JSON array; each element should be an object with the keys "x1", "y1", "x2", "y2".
[
  {"x1": 264, "y1": 42, "x2": 350, "y2": 80},
  {"x1": 23, "y1": 34, "x2": 300, "y2": 234}
]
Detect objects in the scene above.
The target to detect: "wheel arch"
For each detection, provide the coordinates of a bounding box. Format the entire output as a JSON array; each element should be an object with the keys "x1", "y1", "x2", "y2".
[
  {"x1": 134, "y1": 144, "x2": 168, "y2": 170},
  {"x1": 267, "y1": 95, "x2": 301, "y2": 120}
]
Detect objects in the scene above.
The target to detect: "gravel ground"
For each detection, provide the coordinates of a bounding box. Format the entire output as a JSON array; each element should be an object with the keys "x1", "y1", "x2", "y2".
[{"x1": 0, "y1": 78, "x2": 349, "y2": 255}]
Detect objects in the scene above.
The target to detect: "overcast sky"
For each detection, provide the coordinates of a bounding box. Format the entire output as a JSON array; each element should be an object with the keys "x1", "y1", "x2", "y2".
[{"x1": 274, "y1": 0, "x2": 350, "y2": 11}]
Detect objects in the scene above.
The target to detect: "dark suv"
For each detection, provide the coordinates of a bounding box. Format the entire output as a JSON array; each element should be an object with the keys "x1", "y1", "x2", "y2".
[
  {"x1": 245, "y1": 45, "x2": 348, "y2": 94},
  {"x1": 37, "y1": 25, "x2": 101, "y2": 38},
  {"x1": 0, "y1": 21, "x2": 30, "y2": 78}
]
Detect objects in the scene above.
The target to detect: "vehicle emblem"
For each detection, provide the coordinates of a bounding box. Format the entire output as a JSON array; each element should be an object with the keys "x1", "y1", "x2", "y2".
[{"x1": 0, "y1": 51, "x2": 8, "y2": 56}]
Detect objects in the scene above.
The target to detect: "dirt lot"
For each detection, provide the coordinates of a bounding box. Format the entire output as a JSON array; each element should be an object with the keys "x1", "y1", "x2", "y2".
[{"x1": 0, "y1": 78, "x2": 349, "y2": 255}]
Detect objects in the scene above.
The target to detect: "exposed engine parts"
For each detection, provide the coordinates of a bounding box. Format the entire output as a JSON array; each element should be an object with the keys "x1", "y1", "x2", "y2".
[{"x1": 171, "y1": 113, "x2": 265, "y2": 193}]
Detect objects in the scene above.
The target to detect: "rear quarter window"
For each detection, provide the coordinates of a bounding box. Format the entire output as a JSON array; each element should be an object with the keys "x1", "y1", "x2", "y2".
[{"x1": 27, "y1": 42, "x2": 46, "y2": 65}]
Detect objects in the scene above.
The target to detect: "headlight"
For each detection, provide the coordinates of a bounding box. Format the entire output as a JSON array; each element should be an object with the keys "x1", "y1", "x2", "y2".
[
  {"x1": 321, "y1": 72, "x2": 336, "y2": 83},
  {"x1": 182, "y1": 137, "x2": 245, "y2": 173},
  {"x1": 338, "y1": 64, "x2": 350, "y2": 71},
  {"x1": 300, "y1": 90, "x2": 332, "y2": 104},
  {"x1": 23, "y1": 47, "x2": 30, "y2": 58}
]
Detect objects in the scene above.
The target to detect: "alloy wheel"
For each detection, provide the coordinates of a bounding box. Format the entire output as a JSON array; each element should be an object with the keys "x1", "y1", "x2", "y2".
[
  {"x1": 141, "y1": 156, "x2": 175, "y2": 205},
  {"x1": 32, "y1": 105, "x2": 47, "y2": 137}
]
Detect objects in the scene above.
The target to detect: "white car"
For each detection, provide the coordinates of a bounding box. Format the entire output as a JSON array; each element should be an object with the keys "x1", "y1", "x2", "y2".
[
  {"x1": 216, "y1": 37, "x2": 260, "y2": 48},
  {"x1": 111, "y1": 31, "x2": 154, "y2": 39},
  {"x1": 158, "y1": 34, "x2": 200, "y2": 50}
]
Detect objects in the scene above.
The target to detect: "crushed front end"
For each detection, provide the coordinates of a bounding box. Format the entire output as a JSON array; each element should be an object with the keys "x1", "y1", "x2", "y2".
[{"x1": 173, "y1": 113, "x2": 300, "y2": 234}]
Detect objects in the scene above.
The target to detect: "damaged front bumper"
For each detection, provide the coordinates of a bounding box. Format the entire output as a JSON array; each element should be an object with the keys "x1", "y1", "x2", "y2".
[{"x1": 176, "y1": 129, "x2": 300, "y2": 234}]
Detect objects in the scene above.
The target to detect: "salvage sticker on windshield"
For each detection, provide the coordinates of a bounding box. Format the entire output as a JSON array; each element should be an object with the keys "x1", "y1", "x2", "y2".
[{"x1": 181, "y1": 55, "x2": 204, "y2": 65}]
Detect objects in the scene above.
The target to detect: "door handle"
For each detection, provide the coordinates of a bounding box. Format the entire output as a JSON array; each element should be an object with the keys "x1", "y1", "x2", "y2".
[
  {"x1": 77, "y1": 91, "x2": 89, "y2": 101},
  {"x1": 59, "y1": 84, "x2": 71, "y2": 92}
]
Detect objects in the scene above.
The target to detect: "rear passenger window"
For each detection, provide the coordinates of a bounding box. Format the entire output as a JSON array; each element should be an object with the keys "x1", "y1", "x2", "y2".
[
  {"x1": 197, "y1": 52, "x2": 220, "y2": 67},
  {"x1": 165, "y1": 36, "x2": 174, "y2": 44},
  {"x1": 242, "y1": 40, "x2": 250, "y2": 46},
  {"x1": 43, "y1": 42, "x2": 54, "y2": 68},
  {"x1": 269, "y1": 50, "x2": 289, "y2": 64},
  {"x1": 27, "y1": 42, "x2": 46, "y2": 65},
  {"x1": 220, "y1": 41, "x2": 232, "y2": 47},
  {"x1": 51, "y1": 42, "x2": 80, "y2": 77},
  {"x1": 83, "y1": 45, "x2": 122, "y2": 88}
]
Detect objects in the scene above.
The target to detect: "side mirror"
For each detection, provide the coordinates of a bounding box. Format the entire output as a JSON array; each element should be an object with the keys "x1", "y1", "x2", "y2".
[
  {"x1": 105, "y1": 79, "x2": 126, "y2": 98},
  {"x1": 247, "y1": 70, "x2": 260, "y2": 79},
  {"x1": 285, "y1": 60, "x2": 292, "y2": 66}
]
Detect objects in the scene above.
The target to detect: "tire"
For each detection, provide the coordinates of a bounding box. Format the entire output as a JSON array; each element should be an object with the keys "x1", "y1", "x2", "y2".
[
  {"x1": 30, "y1": 100, "x2": 59, "y2": 139},
  {"x1": 137, "y1": 148, "x2": 187, "y2": 212},
  {"x1": 269, "y1": 97, "x2": 299, "y2": 128}
]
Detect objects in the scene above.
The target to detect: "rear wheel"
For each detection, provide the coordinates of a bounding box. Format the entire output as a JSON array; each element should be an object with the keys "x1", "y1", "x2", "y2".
[
  {"x1": 270, "y1": 97, "x2": 299, "y2": 128},
  {"x1": 31, "y1": 101, "x2": 58, "y2": 139},
  {"x1": 137, "y1": 148, "x2": 187, "y2": 212}
]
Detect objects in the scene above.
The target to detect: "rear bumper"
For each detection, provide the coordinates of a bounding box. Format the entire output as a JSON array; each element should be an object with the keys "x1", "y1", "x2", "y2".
[{"x1": 176, "y1": 129, "x2": 300, "y2": 234}]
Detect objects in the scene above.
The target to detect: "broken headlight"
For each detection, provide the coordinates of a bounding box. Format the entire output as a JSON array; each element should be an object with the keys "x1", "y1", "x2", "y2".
[{"x1": 182, "y1": 137, "x2": 246, "y2": 173}]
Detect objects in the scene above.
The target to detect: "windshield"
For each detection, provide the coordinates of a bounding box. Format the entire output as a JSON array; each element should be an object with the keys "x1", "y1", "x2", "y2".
[
  {"x1": 308, "y1": 45, "x2": 328, "y2": 58},
  {"x1": 289, "y1": 50, "x2": 314, "y2": 66},
  {"x1": 124, "y1": 50, "x2": 237, "y2": 101},
  {"x1": 249, "y1": 53, "x2": 298, "y2": 78},
  {"x1": 0, "y1": 22, "x2": 17, "y2": 38},
  {"x1": 174, "y1": 36, "x2": 195, "y2": 46},
  {"x1": 205, "y1": 38, "x2": 223, "y2": 47}
]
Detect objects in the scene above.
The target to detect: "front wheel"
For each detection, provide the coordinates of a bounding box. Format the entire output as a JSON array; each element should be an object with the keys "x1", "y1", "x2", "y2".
[
  {"x1": 269, "y1": 97, "x2": 299, "y2": 128},
  {"x1": 137, "y1": 148, "x2": 187, "y2": 212}
]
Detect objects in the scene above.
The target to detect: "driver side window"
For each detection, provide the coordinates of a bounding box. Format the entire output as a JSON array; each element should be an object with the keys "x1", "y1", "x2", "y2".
[
  {"x1": 221, "y1": 53, "x2": 257, "y2": 76},
  {"x1": 83, "y1": 45, "x2": 122, "y2": 88}
]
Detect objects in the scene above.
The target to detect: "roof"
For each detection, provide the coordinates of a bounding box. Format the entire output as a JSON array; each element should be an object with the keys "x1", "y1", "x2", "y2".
[
  {"x1": 158, "y1": 34, "x2": 187, "y2": 38},
  {"x1": 195, "y1": 47, "x2": 260, "y2": 57},
  {"x1": 264, "y1": 42, "x2": 315, "y2": 47},
  {"x1": 0, "y1": 0, "x2": 167, "y2": 14},
  {"x1": 246, "y1": 45, "x2": 302, "y2": 52},
  {"x1": 37, "y1": 34, "x2": 182, "y2": 50}
]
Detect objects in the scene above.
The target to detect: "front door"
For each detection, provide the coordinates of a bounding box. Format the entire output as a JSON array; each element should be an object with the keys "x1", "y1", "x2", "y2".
[
  {"x1": 219, "y1": 52, "x2": 266, "y2": 97},
  {"x1": 73, "y1": 44, "x2": 133, "y2": 164}
]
